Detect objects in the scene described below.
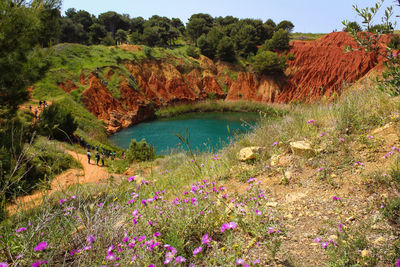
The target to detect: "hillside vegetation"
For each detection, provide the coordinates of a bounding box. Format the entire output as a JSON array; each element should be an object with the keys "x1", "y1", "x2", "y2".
[{"x1": 2, "y1": 82, "x2": 400, "y2": 266}]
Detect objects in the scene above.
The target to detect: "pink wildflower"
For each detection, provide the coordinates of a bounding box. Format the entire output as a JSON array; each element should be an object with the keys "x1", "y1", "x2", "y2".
[
  {"x1": 193, "y1": 246, "x2": 202, "y2": 255},
  {"x1": 16, "y1": 227, "x2": 27, "y2": 233},
  {"x1": 34, "y1": 242, "x2": 47, "y2": 251},
  {"x1": 175, "y1": 256, "x2": 186, "y2": 263},
  {"x1": 202, "y1": 234, "x2": 212, "y2": 244}
]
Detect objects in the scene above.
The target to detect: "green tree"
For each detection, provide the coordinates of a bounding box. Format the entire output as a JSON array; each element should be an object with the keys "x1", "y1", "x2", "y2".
[
  {"x1": 72, "y1": 10, "x2": 94, "y2": 32},
  {"x1": 344, "y1": 21, "x2": 362, "y2": 33},
  {"x1": 60, "y1": 17, "x2": 87, "y2": 43},
  {"x1": 186, "y1": 13, "x2": 214, "y2": 45},
  {"x1": 0, "y1": 0, "x2": 54, "y2": 220},
  {"x1": 216, "y1": 36, "x2": 236, "y2": 62},
  {"x1": 251, "y1": 50, "x2": 287, "y2": 74},
  {"x1": 115, "y1": 29, "x2": 128, "y2": 44},
  {"x1": 142, "y1": 26, "x2": 162, "y2": 47},
  {"x1": 264, "y1": 18, "x2": 276, "y2": 29},
  {"x1": 130, "y1": 16, "x2": 145, "y2": 34},
  {"x1": 89, "y1": 23, "x2": 107, "y2": 44},
  {"x1": 98, "y1": 11, "x2": 130, "y2": 39},
  {"x1": 234, "y1": 24, "x2": 258, "y2": 57},
  {"x1": 171, "y1": 17, "x2": 185, "y2": 34},
  {"x1": 265, "y1": 29, "x2": 290, "y2": 51},
  {"x1": 277, "y1": 20, "x2": 295, "y2": 32},
  {"x1": 36, "y1": 0, "x2": 62, "y2": 47},
  {"x1": 197, "y1": 34, "x2": 215, "y2": 58}
]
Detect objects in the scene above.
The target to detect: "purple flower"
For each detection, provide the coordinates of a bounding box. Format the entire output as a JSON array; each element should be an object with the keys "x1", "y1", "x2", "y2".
[
  {"x1": 307, "y1": 120, "x2": 315, "y2": 124},
  {"x1": 59, "y1": 198, "x2": 67, "y2": 205},
  {"x1": 253, "y1": 259, "x2": 260, "y2": 264},
  {"x1": 0, "y1": 263, "x2": 8, "y2": 267},
  {"x1": 321, "y1": 242, "x2": 328, "y2": 249},
  {"x1": 314, "y1": 237, "x2": 322, "y2": 243},
  {"x1": 339, "y1": 138, "x2": 345, "y2": 142},
  {"x1": 106, "y1": 252, "x2": 116, "y2": 261},
  {"x1": 268, "y1": 227, "x2": 275, "y2": 234},
  {"x1": 332, "y1": 196, "x2": 341, "y2": 201},
  {"x1": 87, "y1": 235, "x2": 96, "y2": 244},
  {"x1": 193, "y1": 246, "x2": 202, "y2": 255},
  {"x1": 202, "y1": 234, "x2": 212, "y2": 244},
  {"x1": 128, "y1": 176, "x2": 135, "y2": 182},
  {"x1": 396, "y1": 259, "x2": 400, "y2": 267},
  {"x1": 236, "y1": 258, "x2": 245, "y2": 265},
  {"x1": 255, "y1": 209, "x2": 262, "y2": 216},
  {"x1": 164, "y1": 256, "x2": 173, "y2": 264},
  {"x1": 338, "y1": 224, "x2": 344, "y2": 232},
  {"x1": 272, "y1": 141, "x2": 278, "y2": 146},
  {"x1": 228, "y1": 221, "x2": 237, "y2": 229},
  {"x1": 31, "y1": 261, "x2": 47, "y2": 267},
  {"x1": 320, "y1": 132, "x2": 326, "y2": 137},
  {"x1": 154, "y1": 232, "x2": 161, "y2": 237},
  {"x1": 147, "y1": 265, "x2": 156, "y2": 267},
  {"x1": 175, "y1": 256, "x2": 186, "y2": 263},
  {"x1": 34, "y1": 242, "x2": 47, "y2": 251},
  {"x1": 16, "y1": 227, "x2": 27, "y2": 233}
]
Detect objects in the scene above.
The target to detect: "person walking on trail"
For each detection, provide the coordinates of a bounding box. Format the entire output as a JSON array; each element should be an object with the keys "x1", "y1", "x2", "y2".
[
  {"x1": 87, "y1": 150, "x2": 91, "y2": 164},
  {"x1": 101, "y1": 153, "x2": 105, "y2": 166},
  {"x1": 95, "y1": 152, "x2": 100, "y2": 166}
]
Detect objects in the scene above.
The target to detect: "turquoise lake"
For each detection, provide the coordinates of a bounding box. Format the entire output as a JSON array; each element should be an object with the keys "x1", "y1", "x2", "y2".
[{"x1": 109, "y1": 112, "x2": 259, "y2": 154}]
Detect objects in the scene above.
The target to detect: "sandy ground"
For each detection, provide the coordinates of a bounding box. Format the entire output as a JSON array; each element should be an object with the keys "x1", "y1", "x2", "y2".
[{"x1": 7, "y1": 150, "x2": 118, "y2": 215}]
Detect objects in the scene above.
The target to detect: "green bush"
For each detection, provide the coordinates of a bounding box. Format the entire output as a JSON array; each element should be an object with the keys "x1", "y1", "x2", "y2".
[
  {"x1": 38, "y1": 103, "x2": 78, "y2": 141},
  {"x1": 186, "y1": 45, "x2": 200, "y2": 58},
  {"x1": 250, "y1": 50, "x2": 287, "y2": 74},
  {"x1": 265, "y1": 29, "x2": 290, "y2": 51},
  {"x1": 126, "y1": 139, "x2": 155, "y2": 162}
]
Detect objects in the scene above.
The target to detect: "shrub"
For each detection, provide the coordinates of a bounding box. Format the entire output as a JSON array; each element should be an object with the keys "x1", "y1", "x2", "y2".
[
  {"x1": 250, "y1": 50, "x2": 287, "y2": 74},
  {"x1": 186, "y1": 45, "x2": 200, "y2": 58},
  {"x1": 126, "y1": 139, "x2": 155, "y2": 162},
  {"x1": 265, "y1": 29, "x2": 290, "y2": 51},
  {"x1": 38, "y1": 103, "x2": 78, "y2": 141}
]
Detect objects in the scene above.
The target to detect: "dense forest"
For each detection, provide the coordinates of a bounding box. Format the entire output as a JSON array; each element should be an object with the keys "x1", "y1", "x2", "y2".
[{"x1": 40, "y1": 5, "x2": 295, "y2": 61}]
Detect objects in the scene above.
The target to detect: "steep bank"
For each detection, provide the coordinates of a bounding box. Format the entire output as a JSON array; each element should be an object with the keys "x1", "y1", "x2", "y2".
[{"x1": 32, "y1": 32, "x2": 388, "y2": 134}]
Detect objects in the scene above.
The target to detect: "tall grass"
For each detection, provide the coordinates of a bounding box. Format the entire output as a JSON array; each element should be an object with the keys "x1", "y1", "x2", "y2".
[{"x1": 155, "y1": 100, "x2": 288, "y2": 118}]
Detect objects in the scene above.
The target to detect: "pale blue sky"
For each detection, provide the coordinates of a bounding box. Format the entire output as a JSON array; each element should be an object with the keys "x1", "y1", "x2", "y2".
[{"x1": 61, "y1": 0, "x2": 398, "y2": 33}]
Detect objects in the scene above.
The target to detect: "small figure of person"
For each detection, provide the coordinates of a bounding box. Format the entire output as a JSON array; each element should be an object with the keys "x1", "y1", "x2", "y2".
[
  {"x1": 87, "y1": 150, "x2": 91, "y2": 164},
  {"x1": 95, "y1": 151, "x2": 100, "y2": 165},
  {"x1": 39, "y1": 100, "x2": 42, "y2": 107},
  {"x1": 110, "y1": 151, "x2": 115, "y2": 161},
  {"x1": 29, "y1": 105, "x2": 32, "y2": 111},
  {"x1": 101, "y1": 153, "x2": 105, "y2": 166},
  {"x1": 34, "y1": 109, "x2": 38, "y2": 120}
]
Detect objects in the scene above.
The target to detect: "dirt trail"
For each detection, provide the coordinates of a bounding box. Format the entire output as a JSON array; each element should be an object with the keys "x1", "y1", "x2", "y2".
[{"x1": 7, "y1": 150, "x2": 119, "y2": 215}]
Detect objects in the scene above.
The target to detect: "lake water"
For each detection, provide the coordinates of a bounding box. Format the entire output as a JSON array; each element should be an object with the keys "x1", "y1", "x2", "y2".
[{"x1": 109, "y1": 112, "x2": 259, "y2": 154}]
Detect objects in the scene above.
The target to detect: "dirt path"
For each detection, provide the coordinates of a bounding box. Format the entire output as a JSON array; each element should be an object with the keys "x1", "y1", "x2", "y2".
[{"x1": 7, "y1": 150, "x2": 119, "y2": 215}]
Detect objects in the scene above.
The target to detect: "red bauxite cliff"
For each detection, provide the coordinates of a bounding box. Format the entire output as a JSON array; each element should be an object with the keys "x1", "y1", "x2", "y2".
[{"x1": 60, "y1": 32, "x2": 389, "y2": 133}]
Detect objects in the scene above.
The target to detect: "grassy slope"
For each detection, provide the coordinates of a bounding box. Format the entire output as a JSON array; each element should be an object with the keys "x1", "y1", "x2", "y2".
[{"x1": 3, "y1": 79, "x2": 400, "y2": 265}]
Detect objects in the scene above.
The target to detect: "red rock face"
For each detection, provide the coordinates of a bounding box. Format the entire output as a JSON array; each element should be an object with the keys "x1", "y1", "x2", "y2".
[
  {"x1": 74, "y1": 32, "x2": 389, "y2": 132},
  {"x1": 276, "y1": 31, "x2": 387, "y2": 102}
]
